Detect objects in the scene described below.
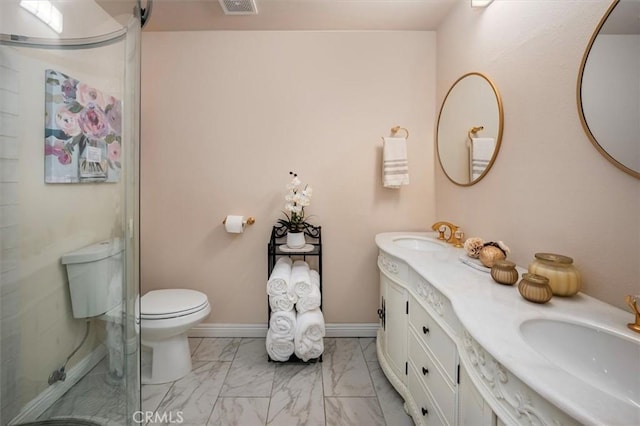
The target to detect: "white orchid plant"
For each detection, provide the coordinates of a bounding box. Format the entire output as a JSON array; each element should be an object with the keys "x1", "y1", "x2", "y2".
[{"x1": 278, "y1": 171, "x2": 313, "y2": 232}]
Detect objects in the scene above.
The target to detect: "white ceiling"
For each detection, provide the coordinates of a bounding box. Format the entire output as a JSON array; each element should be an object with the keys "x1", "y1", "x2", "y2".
[{"x1": 136, "y1": 0, "x2": 460, "y2": 32}]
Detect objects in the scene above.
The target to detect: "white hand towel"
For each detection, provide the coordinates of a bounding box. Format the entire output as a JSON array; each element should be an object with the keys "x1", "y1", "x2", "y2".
[
  {"x1": 269, "y1": 309, "x2": 296, "y2": 340},
  {"x1": 382, "y1": 136, "x2": 409, "y2": 188},
  {"x1": 296, "y1": 270, "x2": 321, "y2": 313},
  {"x1": 267, "y1": 257, "x2": 292, "y2": 297},
  {"x1": 269, "y1": 293, "x2": 296, "y2": 313},
  {"x1": 291, "y1": 260, "x2": 312, "y2": 299},
  {"x1": 294, "y1": 308, "x2": 325, "y2": 362},
  {"x1": 266, "y1": 328, "x2": 294, "y2": 362},
  {"x1": 470, "y1": 137, "x2": 495, "y2": 180},
  {"x1": 471, "y1": 137, "x2": 494, "y2": 161}
]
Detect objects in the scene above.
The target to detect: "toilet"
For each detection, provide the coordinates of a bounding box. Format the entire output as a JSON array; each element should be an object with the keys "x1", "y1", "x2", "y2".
[
  {"x1": 140, "y1": 289, "x2": 210, "y2": 384},
  {"x1": 62, "y1": 239, "x2": 126, "y2": 379},
  {"x1": 62, "y1": 239, "x2": 211, "y2": 385}
]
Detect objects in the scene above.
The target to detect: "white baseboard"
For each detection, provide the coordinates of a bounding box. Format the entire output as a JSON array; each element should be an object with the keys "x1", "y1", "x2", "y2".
[
  {"x1": 9, "y1": 345, "x2": 107, "y2": 425},
  {"x1": 189, "y1": 323, "x2": 379, "y2": 338}
]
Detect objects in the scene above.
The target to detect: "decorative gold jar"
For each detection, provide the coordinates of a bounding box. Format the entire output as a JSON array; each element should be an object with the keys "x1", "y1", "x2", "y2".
[
  {"x1": 528, "y1": 253, "x2": 581, "y2": 297},
  {"x1": 490, "y1": 260, "x2": 519, "y2": 286},
  {"x1": 518, "y1": 273, "x2": 553, "y2": 304}
]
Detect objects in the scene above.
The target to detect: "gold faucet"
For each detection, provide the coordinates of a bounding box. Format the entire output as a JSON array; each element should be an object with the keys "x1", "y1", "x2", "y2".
[
  {"x1": 625, "y1": 295, "x2": 640, "y2": 333},
  {"x1": 431, "y1": 221, "x2": 462, "y2": 246}
]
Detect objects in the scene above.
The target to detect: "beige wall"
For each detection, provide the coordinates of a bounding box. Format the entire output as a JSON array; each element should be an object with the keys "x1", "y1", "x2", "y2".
[
  {"x1": 435, "y1": 0, "x2": 640, "y2": 309},
  {"x1": 141, "y1": 31, "x2": 436, "y2": 324}
]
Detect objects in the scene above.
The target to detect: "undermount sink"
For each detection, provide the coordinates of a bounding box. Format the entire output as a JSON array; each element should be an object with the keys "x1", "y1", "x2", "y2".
[
  {"x1": 519, "y1": 318, "x2": 640, "y2": 407},
  {"x1": 392, "y1": 236, "x2": 447, "y2": 252}
]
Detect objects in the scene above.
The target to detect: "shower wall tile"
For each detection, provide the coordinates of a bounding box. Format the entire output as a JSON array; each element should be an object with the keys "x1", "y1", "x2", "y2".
[
  {"x1": 0, "y1": 112, "x2": 17, "y2": 137},
  {"x1": 0, "y1": 247, "x2": 17, "y2": 273},
  {"x1": 0, "y1": 89, "x2": 18, "y2": 115},
  {"x1": 0, "y1": 182, "x2": 18, "y2": 205},
  {"x1": 0, "y1": 65, "x2": 18, "y2": 92},
  {"x1": 0, "y1": 159, "x2": 18, "y2": 182},
  {"x1": 0, "y1": 204, "x2": 18, "y2": 226},
  {"x1": 0, "y1": 224, "x2": 18, "y2": 250},
  {"x1": 0, "y1": 136, "x2": 18, "y2": 159}
]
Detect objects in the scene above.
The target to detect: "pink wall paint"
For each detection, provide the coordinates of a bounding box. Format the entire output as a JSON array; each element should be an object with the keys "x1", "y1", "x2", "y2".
[
  {"x1": 141, "y1": 31, "x2": 436, "y2": 324},
  {"x1": 435, "y1": 0, "x2": 640, "y2": 309}
]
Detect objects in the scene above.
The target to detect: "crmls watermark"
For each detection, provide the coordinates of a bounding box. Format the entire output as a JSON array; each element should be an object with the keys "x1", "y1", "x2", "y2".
[{"x1": 133, "y1": 411, "x2": 184, "y2": 424}]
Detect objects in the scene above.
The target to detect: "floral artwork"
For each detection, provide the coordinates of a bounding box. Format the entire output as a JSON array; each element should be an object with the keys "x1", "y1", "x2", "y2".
[{"x1": 44, "y1": 69, "x2": 122, "y2": 183}]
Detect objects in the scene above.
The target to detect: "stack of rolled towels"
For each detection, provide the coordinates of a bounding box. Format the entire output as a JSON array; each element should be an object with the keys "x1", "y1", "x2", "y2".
[{"x1": 266, "y1": 258, "x2": 325, "y2": 362}]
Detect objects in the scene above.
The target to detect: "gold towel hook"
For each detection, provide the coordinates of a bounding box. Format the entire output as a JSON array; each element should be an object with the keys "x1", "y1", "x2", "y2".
[
  {"x1": 467, "y1": 126, "x2": 484, "y2": 144},
  {"x1": 390, "y1": 126, "x2": 409, "y2": 140}
]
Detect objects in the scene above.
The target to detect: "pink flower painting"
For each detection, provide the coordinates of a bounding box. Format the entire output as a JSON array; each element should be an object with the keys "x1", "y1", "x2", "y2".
[{"x1": 44, "y1": 69, "x2": 122, "y2": 183}]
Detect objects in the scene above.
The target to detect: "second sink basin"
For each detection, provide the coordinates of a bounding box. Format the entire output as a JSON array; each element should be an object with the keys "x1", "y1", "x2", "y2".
[
  {"x1": 392, "y1": 236, "x2": 447, "y2": 252},
  {"x1": 519, "y1": 318, "x2": 640, "y2": 407}
]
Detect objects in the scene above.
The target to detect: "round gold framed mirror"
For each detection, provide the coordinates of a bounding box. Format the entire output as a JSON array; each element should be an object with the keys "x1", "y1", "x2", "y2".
[
  {"x1": 577, "y1": 0, "x2": 640, "y2": 179},
  {"x1": 436, "y1": 72, "x2": 504, "y2": 186}
]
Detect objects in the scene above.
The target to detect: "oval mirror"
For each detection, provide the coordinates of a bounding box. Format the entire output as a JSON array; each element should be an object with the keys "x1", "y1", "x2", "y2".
[
  {"x1": 436, "y1": 72, "x2": 504, "y2": 186},
  {"x1": 578, "y1": 0, "x2": 640, "y2": 179}
]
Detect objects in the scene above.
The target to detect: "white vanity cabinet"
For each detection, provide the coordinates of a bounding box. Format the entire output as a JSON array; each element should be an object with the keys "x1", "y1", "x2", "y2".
[
  {"x1": 379, "y1": 272, "x2": 408, "y2": 384},
  {"x1": 376, "y1": 232, "x2": 638, "y2": 426},
  {"x1": 458, "y1": 362, "x2": 495, "y2": 426},
  {"x1": 377, "y1": 251, "x2": 462, "y2": 426}
]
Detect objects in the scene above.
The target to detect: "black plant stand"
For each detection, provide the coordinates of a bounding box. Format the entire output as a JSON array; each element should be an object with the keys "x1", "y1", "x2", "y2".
[{"x1": 267, "y1": 223, "x2": 322, "y2": 362}]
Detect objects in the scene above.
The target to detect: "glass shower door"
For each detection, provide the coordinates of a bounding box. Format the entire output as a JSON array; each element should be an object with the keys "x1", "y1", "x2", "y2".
[{"x1": 0, "y1": 1, "x2": 141, "y2": 425}]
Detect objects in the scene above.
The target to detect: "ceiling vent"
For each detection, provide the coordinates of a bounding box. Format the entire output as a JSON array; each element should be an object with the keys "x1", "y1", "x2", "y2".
[{"x1": 218, "y1": 0, "x2": 258, "y2": 15}]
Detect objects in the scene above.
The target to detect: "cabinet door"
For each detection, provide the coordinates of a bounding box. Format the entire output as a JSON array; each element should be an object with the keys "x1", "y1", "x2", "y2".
[
  {"x1": 383, "y1": 275, "x2": 407, "y2": 382},
  {"x1": 458, "y1": 363, "x2": 495, "y2": 426}
]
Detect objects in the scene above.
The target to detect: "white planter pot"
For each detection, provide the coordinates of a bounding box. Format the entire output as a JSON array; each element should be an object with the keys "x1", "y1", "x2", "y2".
[{"x1": 286, "y1": 232, "x2": 306, "y2": 249}]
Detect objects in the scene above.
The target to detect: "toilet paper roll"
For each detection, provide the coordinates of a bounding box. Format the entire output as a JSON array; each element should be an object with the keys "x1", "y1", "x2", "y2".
[{"x1": 224, "y1": 215, "x2": 245, "y2": 233}]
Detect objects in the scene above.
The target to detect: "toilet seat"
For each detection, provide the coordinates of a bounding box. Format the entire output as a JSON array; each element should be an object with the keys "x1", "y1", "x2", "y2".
[{"x1": 141, "y1": 289, "x2": 209, "y2": 320}]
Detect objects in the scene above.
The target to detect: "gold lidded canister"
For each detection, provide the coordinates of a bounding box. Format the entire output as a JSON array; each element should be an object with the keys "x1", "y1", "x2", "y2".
[
  {"x1": 490, "y1": 260, "x2": 519, "y2": 285},
  {"x1": 518, "y1": 273, "x2": 553, "y2": 304},
  {"x1": 528, "y1": 253, "x2": 581, "y2": 297}
]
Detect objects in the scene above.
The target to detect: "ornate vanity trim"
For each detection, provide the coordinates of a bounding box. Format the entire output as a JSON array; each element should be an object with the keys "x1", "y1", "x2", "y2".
[{"x1": 460, "y1": 331, "x2": 579, "y2": 426}]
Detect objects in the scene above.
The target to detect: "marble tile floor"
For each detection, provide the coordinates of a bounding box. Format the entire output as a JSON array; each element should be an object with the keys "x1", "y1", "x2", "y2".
[
  {"x1": 35, "y1": 337, "x2": 414, "y2": 426},
  {"x1": 143, "y1": 337, "x2": 414, "y2": 426},
  {"x1": 38, "y1": 353, "x2": 137, "y2": 426}
]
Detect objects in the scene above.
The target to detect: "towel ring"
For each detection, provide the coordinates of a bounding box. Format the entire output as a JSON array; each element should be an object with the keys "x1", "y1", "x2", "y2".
[{"x1": 390, "y1": 126, "x2": 409, "y2": 140}]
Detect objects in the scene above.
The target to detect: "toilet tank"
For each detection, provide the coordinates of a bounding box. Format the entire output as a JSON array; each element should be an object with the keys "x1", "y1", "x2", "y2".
[{"x1": 61, "y1": 239, "x2": 124, "y2": 319}]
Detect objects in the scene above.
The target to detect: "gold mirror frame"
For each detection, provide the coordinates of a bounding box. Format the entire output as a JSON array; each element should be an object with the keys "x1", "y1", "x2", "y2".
[
  {"x1": 577, "y1": 0, "x2": 640, "y2": 179},
  {"x1": 436, "y1": 72, "x2": 504, "y2": 186}
]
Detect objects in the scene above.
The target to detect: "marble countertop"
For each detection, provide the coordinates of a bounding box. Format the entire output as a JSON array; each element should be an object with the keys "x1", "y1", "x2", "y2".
[{"x1": 375, "y1": 231, "x2": 640, "y2": 426}]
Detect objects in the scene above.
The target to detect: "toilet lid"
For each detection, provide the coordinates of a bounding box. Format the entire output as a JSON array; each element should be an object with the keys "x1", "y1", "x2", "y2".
[{"x1": 141, "y1": 289, "x2": 209, "y2": 319}]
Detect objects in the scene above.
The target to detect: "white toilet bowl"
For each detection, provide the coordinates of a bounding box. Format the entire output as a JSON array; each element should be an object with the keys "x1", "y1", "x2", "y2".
[{"x1": 140, "y1": 289, "x2": 210, "y2": 384}]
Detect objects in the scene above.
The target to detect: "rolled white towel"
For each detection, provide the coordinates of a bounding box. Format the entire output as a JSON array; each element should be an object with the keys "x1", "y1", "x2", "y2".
[
  {"x1": 267, "y1": 257, "x2": 292, "y2": 297},
  {"x1": 269, "y1": 309, "x2": 296, "y2": 340},
  {"x1": 296, "y1": 282, "x2": 320, "y2": 313},
  {"x1": 291, "y1": 261, "x2": 313, "y2": 299},
  {"x1": 266, "y1": 329, "x2": 294, "y2": 362},
  {"x1": 294, "y1": 308, "x2": 325, "y2": 361},
  {"x1": 269, "y1": 293, "x2": 296, "y2": 313},
  {"x1": 295, "y1": 336, "x2": 324, "y2": 362}
]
